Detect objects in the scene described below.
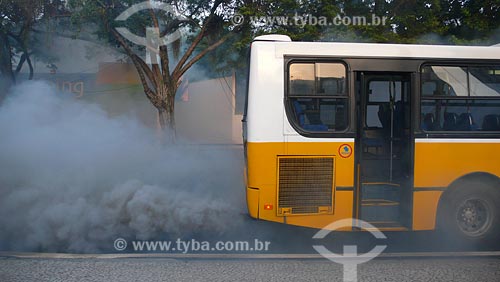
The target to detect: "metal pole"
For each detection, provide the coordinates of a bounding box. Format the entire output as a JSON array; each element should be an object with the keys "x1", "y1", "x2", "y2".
[{"x1": 389, "y1": 80, "x2": 395, "y2": 182}]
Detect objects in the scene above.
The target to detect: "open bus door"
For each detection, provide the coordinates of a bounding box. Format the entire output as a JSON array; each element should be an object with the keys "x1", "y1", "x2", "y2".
[{"x1": 355, "y1": 72, "x2": 413, "y2": 230}]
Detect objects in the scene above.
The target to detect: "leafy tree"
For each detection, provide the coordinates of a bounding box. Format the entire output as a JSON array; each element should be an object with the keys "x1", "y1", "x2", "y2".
[
  {"x1": 0, "y1": 0, "x2": 50, "y2": 85},
  {"x1": 440, "y1": 0, "x2": 500, "y2": 44},
  {"x1": 343, "y1": 0, "x2": 499, "y2": 44},
  {"x1": 68, "y1": 0, "x2": 242, "y2": 140},
  {"x1": 231, "y1": 0, "x2": 499, "y2": 45},
  {"x1": 0, "y1": 0, "x2": 68, "y2": 87}
]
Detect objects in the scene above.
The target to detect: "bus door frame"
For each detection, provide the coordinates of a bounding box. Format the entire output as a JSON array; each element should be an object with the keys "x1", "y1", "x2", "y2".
[{"x1": 353, "y1": 71, "x2": 417, "y2": 227}]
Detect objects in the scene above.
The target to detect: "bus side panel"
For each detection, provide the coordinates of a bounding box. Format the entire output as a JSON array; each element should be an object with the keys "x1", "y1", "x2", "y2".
[
  {"x1": 246, "y1": 141, "x2": 355, "y2": 230},
  {"x1": 246, "y1": 41, "x2": 356, "y2": 230},
  {"x1": 413, "y1": 140, "x2": 500, "y2": 230},
  {"x1": 286, "y1": 142, "x2": 355, "y2": 188},
  {"x1": 247, "y1": 142, "x2": 285, "y2": 189},
  {"x1": 412, "y1": 191, "x2": 442, "y2": 230},
  {"x1": 246, "y1": 142, "x2": 284, "y2": 220},
  {"x1": 246, "y1": 186, "x2": 260, "y2": 218},
  {"x1": 414, "y1": 141, "x2": 500, "y2": 187}
]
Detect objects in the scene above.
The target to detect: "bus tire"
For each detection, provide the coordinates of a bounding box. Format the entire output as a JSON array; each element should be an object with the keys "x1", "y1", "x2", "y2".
[{"x1": 439, "y1": 182, "x2": 500, "y2": 245}]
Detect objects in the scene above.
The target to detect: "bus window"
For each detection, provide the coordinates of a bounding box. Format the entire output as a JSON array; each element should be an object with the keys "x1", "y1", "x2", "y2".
[
  {"x1": 469, "y1": 66, "x2": 500, "y2": 97},
  {"x1": 421, "y1": 81, "x2": 437, "y2": 96},
  {"x1": 422, "y1": 100, "x2": 500, "y2": 131},
  {"x1": 421, "y1": 65, "x2": 500, "y2": 132},
  {"x1": 287, "y1": 62, "x2": 348, "y2": 133},
  {"x1": 366, "y1": 80, "x2": 404, "y2": 129},
  {"x1": 316, "y1": 63, "x2": 346, "y2": 95},
  {"x1": 421, "y1": 66, "x2": 468, "y2": 97},
  {"x1": 290, "y1": 64, "x2": 315, "y2": 95}
]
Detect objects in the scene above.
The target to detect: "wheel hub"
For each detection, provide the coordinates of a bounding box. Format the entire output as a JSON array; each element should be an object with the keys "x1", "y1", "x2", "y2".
[
  {"x1": 462, "y1": 208, "x2": 475, "y2": 221},
  {"x1": 456, "y1": 199, "x2": 490, "y2": 236}
]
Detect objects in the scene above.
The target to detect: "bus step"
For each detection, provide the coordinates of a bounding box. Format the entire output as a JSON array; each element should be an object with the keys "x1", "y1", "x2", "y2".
[
  {"x1": 361, "y1": 199, "x2": 400, "y2": 222},
  {"x1": 364, "y1": 221, "x2": 408, "y2": 231},
  {"x1": 361, "y1": 182, "x2": 400, "y2": 201}
]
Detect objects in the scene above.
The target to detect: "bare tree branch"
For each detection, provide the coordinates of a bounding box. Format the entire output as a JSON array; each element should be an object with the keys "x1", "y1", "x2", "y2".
[
  {"x1": 9, "y1": 32, "x2": 33, "y2": 80},
  {"x1": 172, "y1": 0, "x2": 224, "y2": 80},
  {"x1": 146, "y1": 1, "x2": 173, "y2": 78},
  {"x1": 160, "y1": 18, "x2": 195, "y2": 37},
  {"x1": 159, "y1": 45, "x2": 170, "y2": 77},
  {"x1": 178, "y1": 32, "x2": 232, "y2": 79},
  {"x1": 107, "y1": 23, "x2": 158, "y2": 100},
  {"x1": 25, "y1": 51, "x2": 33, "y2": 80},
  {"x1": 14, "y1": 53, "x2": 26, "y2": 74}
]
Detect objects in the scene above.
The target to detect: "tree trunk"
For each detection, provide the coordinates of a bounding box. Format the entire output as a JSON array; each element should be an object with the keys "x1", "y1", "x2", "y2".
[
  {"x1": 157, "y1": 88, "x2": 176, "y2": 143},
  {"x1": 0, "y1": 32, "x2": 15, "y2": 86}
]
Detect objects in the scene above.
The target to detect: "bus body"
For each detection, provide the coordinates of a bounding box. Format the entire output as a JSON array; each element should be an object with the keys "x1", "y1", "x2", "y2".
[{"x1": 243, "y1": 34, "x2": 500, "y2": 239}]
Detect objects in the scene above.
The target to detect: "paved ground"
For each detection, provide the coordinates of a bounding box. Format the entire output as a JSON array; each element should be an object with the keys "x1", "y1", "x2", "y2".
[{"x1": 1, "y1": 255, "x2": 499, "y2": 282}]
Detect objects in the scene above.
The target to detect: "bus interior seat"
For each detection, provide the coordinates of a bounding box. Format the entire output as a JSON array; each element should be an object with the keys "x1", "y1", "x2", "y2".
[
  {"x1": 334, "y1": 106, "x2": 346, "y2": 131},
  {"x1": 378, "y1": 103, "x2": 391, "y2": 131},
  {"x1": 393, "y1": 101, "x2": 404, "y2": 135},
  {"x1": 443, "y1": 112, "x2": 458, "y2": 131},
  {"x1": 482, "y1": 114, "x2": 500, "y2": 131},
  {"x1": 457, "y1": 113, "x2": 477, "y2": 131},
  {"x1": 422, "y1": 113, "x2": 436, "y2": 131},
  {"x1": 293, "y1": 100, "x2": 328, "y2": 131}
]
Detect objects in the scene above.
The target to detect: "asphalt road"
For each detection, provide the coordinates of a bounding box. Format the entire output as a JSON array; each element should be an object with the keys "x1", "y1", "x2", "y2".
[
  {"x1": 210, "y1": 218, "x2": 500, "y2": 254},
  {"x1": 1, "y1": 255, "x2": 499, "y2": 282}
]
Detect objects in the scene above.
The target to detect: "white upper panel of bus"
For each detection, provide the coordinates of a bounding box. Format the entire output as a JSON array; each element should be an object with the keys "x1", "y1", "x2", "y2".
[
  {"x1": 252, "y1": 35, "x2": 499, "y2": 60},
  {"x1": 246, "y1": 35, "x2": 499, "y2": 143}
]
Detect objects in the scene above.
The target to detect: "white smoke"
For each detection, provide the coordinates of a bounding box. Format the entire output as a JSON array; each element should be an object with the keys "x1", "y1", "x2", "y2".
[{"x1": 0, "y1": 81, "x2": 245, "y2": 253}]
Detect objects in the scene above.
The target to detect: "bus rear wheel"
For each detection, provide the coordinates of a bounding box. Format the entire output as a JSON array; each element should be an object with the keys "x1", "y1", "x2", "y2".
[
  {"x1": 439, "y1": 183, "x2": 500, "y2": 245},
  {"x1": 456, "y1": 198, "x2": 492, "y2": 237}
]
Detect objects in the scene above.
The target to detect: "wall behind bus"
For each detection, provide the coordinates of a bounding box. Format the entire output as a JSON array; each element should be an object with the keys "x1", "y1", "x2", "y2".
[{"x1": 92, "y1": 63, "x2": 243, "y2": 144}]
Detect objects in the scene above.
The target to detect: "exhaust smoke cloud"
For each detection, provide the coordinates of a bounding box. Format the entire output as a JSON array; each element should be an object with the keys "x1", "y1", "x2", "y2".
[{"x1": 0, "y1": 81, "x2": 245, "y2": 252}]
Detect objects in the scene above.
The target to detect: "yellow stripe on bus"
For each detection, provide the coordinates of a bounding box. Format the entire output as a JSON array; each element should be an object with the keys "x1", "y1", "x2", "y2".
[{"x1": 414, "y1": 142, "x2": 500, "y2": 188}]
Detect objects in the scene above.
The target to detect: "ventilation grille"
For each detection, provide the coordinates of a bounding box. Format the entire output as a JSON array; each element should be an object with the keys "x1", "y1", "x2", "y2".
[{"x1": 278, "y1": 157, "x2": 334, "y2": 215}]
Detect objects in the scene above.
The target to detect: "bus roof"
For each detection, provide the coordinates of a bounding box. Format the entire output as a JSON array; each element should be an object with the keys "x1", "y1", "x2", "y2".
[{"x1": 253, "y1": 35, "x2": 500, "y2": 60}]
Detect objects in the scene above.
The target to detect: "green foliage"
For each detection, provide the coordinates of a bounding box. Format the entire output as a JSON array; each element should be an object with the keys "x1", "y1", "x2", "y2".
[
  {"x1": 0, "y1": 0, "x2": 66, "y2": 83},
  {"x1": 229, "y1": 0, "x2": 499, "y2": 45}
]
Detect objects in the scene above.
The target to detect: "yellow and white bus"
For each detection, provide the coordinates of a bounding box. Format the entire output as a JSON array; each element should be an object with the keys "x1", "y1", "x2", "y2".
[{"x1": 243, "y1": 34, "x2": 500, "y2": 241}]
